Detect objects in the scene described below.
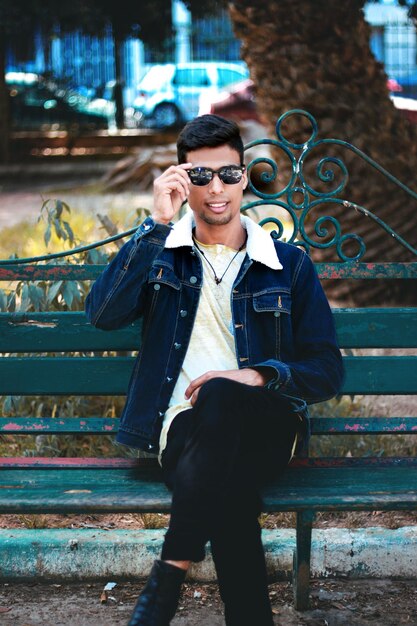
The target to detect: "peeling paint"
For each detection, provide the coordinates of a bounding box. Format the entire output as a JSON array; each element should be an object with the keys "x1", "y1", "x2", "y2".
[
  {"x1": 10, "y1": 320, "x2": 57, "y2": 328},
  {"x1": 2, "y1": 422, "x2": 23, "y2": 431},
  {"x1": 0, "y1": 527, "x2": 416, "y2": 582}
]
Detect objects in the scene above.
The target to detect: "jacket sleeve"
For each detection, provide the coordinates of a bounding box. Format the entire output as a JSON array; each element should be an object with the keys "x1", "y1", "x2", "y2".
[
  {"x1": 85, "y1": 217, "x2": 172, "y2": 330},
  {"x1": 258, "y1": 252, "x2": 344, "y2": 403}
]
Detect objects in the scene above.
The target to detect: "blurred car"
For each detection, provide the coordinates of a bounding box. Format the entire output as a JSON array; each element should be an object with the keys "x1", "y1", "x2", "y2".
[
  {"x1": 200, "y1": 77, "x2": 416, "y2": 125},
  {"x1": 132, "y1": 62, "x2": 249, "y2": 128},
  {"x1": 81, "y1": 81, "x2": 117, "y2": 128},
  {"x1": 393, "y1": 71, "x2": 417, "y2": 99},
  {"x1": 390, "y1": 95, "x2": 417, "y2": 124},
  {"x1": 198, "y1": 78, "x2": 259, "y2": 122},
  {"x1": 6, "y1": 72, "x2": 109, "y2": 130},
  {"x1": 387, "y1": 76, "x2": 403, "y2": 94}
]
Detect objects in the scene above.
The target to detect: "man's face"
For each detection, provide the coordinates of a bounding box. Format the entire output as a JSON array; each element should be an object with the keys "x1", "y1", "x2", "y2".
[{"x1": 185, "y1": 145, "x2": 247, "y2": 229}]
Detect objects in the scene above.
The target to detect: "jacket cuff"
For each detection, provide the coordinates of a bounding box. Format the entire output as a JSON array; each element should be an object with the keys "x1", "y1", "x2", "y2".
[
  {"x1": 254, "y1": 359, "x2": 292, "y2": 391},
  {"x1": 133, "y1": 216, "x2": 173, "y2": 242}
]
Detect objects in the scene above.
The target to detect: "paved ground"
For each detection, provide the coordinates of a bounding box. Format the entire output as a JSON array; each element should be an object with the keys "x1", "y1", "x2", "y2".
[{"x1": 1, "y1": 578, "x2": 417, "y2": 625}]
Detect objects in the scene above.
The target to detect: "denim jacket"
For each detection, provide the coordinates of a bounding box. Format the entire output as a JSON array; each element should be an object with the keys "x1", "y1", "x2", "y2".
[{"x1": 85, "y1": 212, "x2": 344, "y2": 453}]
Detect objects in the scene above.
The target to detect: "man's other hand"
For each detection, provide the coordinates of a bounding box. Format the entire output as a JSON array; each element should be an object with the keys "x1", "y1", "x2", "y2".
[
  {"x1": 152, "y1": 163, "x2": 192, "y2": 225},
  {"x1": 185, "y1": 368, "x2": 271, "y2": 406}
]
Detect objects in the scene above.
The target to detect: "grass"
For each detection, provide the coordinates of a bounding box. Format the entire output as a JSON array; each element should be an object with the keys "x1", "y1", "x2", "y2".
[
  {"x1": 16, "y1": 514, "x2": 49, "y2": 529},
  {"x1": 0, "y1": 195, "x2": 149, "y2": 261}
]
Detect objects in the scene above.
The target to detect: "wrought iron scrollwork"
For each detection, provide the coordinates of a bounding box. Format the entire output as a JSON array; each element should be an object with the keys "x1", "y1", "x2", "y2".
[{"x1": 243, "y1": 108, "x2": 417, "y2": 261}]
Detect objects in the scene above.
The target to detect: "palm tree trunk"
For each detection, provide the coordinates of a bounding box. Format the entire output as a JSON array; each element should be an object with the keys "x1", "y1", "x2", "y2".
[{"x1": 229, "y1": 0, "x2": 417, "y2": 304}]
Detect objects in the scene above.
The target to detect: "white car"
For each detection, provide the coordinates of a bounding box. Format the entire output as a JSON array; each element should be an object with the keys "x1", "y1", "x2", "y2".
[{"x1": 132, "y1": 62, "x2": 249, "y2": 128}]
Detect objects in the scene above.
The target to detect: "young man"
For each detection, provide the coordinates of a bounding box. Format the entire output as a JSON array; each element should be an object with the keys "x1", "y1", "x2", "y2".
[{"x1": 85, "y1": 114, "x2": 344, "y2": 626}]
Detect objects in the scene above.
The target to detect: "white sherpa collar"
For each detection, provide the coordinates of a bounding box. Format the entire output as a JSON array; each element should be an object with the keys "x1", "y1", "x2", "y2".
[{"x1": 164, "y1": 210, "x2": 283, "y2": 270}]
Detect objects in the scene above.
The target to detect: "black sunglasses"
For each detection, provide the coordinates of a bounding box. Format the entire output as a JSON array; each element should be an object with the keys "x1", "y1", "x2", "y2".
[{"x1": 188, "y1": 165, "x2": 245, "y2": 186}]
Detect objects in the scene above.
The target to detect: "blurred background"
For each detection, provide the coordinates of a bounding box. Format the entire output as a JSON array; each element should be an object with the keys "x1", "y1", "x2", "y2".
[
  {"x1": 1, "y1": 0, "x2": 417, "y2": 152},
  {"x1": 1, "y1": 0, "x2": 417, "y2": 274}
]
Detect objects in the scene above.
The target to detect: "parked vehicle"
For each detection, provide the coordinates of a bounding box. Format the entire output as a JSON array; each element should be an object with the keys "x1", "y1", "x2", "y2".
[
  {"x1": 132, "y1": 62, "x2": 249, "y2": 128},
  {"x1": 390, "y1": 96, "x2": 417, "y2": 124},
  {"x1": 198, "y1": 78, "x2": 258, "y2": 122},
  {"x1": 6, "y1": 72, "x2": 109, "y2": 130},
  {"x1": 394, "y1": 71, "x2": 417, "y2": 99},
  {"x1": 201, "y1": 77, "x2": 416, "y2": 125},
  {"x1": 387, "y1": 77, "x2": 403, "y2": 94}
]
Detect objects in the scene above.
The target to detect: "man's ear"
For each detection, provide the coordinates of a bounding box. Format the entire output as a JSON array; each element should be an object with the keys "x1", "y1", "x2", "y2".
[{"x1": 242, "y1": 171, "x2": 248, "y2": 190}]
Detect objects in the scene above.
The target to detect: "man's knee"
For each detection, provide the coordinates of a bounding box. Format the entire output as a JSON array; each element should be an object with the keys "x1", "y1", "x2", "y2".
[{"x1": 197, "y1": 376, "x2": 243, "y2": 404}]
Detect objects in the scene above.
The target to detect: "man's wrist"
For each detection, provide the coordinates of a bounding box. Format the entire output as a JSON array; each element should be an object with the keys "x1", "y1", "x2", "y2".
[
  {"x1": 151, "y1": 213, "x2": 173, "y2": 225},
  {"x1": 251, "y1": 366, "x2": 275, "y2": 386}
]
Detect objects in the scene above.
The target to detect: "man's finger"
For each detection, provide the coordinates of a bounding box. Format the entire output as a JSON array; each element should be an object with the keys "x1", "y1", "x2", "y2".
[
  {"x1": 185, "y1": 372, "x2": 211, "y2": 399},
  {"x1": 190, "y1": 387, "x2": 200, "y2": 406}
]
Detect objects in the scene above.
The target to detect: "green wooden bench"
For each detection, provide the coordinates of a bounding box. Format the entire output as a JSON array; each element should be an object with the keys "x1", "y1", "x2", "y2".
[{"x1": 1, "y1": 110, "x2": 417, "y2": 610}]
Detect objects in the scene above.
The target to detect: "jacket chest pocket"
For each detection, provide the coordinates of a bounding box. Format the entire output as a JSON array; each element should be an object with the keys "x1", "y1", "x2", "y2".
[
  {"x1": 253, "y1": 290, "x2": 291, "y2": 315},
  {"x1": 148, "y1": 264, "x2": 182, "y2": 291},
  {"x1": 252, "y1": 290, "x2": 291, "y2": 359},
  {"x1": 146, "y1": 264, "x2": 181, "y2": 321}
]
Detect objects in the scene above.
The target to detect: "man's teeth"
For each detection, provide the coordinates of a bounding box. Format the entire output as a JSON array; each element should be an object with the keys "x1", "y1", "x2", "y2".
[{"x1": 208, "y1": 203, "x2": 227, "y2": 207}]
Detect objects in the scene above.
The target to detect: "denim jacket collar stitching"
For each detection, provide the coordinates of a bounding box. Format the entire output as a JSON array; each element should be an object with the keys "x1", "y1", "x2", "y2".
[{"x1": 164, "y1": 211, "x2": 283, "y2": 271}]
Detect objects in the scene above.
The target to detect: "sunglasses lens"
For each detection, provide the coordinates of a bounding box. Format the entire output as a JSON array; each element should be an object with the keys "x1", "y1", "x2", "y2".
[
  {"x1": 218, "y1": 166, "x2": 243, "y2": 184},
  {"x1": 188, "y1": 168, "x2": 213, "y2": 186},
  {"x1": 188, "y1": 166, "x2": 244, "y2": 186}
]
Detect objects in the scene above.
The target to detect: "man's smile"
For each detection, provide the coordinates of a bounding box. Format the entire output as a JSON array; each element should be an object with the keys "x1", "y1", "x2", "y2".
[{"x1": 205, "y1": 201, "x2": 229, "y2": 212}]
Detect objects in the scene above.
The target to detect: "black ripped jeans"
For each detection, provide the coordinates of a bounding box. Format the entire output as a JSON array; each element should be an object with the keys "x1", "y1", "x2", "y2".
[{"x1": 160, "y1": 377, "x2": 300, "y2": 626}]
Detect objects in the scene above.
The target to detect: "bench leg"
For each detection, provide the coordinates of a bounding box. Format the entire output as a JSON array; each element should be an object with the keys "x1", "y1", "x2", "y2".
[{"x1": 293, "y1": 510, "x2": 314, "y2": 611}]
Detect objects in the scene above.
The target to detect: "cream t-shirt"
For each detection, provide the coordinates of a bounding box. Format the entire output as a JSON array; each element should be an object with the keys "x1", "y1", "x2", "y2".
[{"x1": 158, "y1": 242, "x2": 246, "y2": 465}]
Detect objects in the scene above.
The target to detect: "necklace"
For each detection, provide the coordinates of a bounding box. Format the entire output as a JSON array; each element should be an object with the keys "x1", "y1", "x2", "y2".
[{"x1": 193, "y1": 237, "x2": 246, "y2": 285}]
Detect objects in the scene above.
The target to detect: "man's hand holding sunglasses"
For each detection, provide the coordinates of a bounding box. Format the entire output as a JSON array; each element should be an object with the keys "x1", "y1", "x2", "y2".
[
  {"x1": 152, "y1": 163, "x2": 246, "y2": 225},
  {"x1": 152, "y1": 163, "x2": 193, "y2": 225}
]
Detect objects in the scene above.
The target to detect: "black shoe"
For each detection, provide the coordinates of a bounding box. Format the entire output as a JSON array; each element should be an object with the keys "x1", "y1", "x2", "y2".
[{"x1": 127, "y1": 559, "x2": 186, "y2": 626}]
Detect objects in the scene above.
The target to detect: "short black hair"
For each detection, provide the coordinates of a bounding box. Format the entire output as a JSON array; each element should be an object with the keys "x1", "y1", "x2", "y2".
[{"x1": 177, "y1": 114, "x2": 244, "y2": 164}]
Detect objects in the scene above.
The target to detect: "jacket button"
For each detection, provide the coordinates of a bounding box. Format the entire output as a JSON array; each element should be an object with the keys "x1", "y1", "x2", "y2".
[
  {"x1": 153, "y1": 284, "x2": 161, "y2": 291},
  {"x1": 190, "y1": 276, "x2": 197, "y2": 284},
  {"x1": 174, "y1": 342, "x2": 181, "y2": 350},
  {"x1": 180, "y1": 310, "x2": 188, "y2": 317},
  {"x1": 274, "y1": 311, "x2": 280, "y2": 317}
]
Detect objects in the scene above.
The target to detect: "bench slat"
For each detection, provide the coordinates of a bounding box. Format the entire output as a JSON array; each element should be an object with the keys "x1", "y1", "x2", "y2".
[
  {"x1": 2, "y1": 456, "x2": 417, "y2": 469},
  {"x1": 0, "y1": 312, "x2": 142, "y2": 352},
  {"x1": 1, "y1": 416, "x2": 417, "y2": 435},
  {"x1": 0, "y1": 417, "x2": 118, "y2": 434},
  {"x1": 1, "y1": 308, "x2": 416, "y2": 352},
  {"x1": 0, "y1": 265, "x2": 104, "y2": 281},
  {"x1": 0, "y1": 466, "x2": 416, "y2": 513},
  {"x1": 311, "y1": 417, "x2": 417, "y2": 434},
  {"x1": 1, "y1": 262, "x2": 417, "y2": 281},
  {"x1": 334, "y1": 308, "x2": 417, "y2": 348},
  {"x1": 0, "y1": 356, "x2": 416, "y2": 395}
]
